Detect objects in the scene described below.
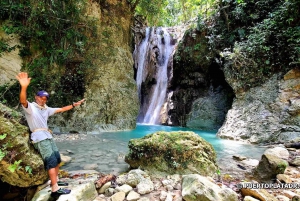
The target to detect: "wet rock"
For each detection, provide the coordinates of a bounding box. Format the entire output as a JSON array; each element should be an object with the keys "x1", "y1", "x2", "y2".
[
  {"x1": 233, "y1": 155, "x2": 247, "y2": 161},
  {"x1": 84, "y1": 164, "x2": 98, "y2": 170}
]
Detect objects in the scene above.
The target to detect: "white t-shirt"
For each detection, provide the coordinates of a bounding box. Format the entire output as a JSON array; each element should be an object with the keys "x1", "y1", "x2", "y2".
[{"x1": 22, "y1": 101, "x2": 59, "y2": 143}]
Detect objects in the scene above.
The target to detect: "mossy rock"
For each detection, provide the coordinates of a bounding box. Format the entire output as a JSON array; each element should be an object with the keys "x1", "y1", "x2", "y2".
[
  {"x1": 0, "y1": 103, "x2": 48, "y2": 187},
  {"x1": 254, "y1": 154, "x2": 288, "y2": 182},
  {"x1": 125, "y1": 131, "x2": 218, "y2": 176}
]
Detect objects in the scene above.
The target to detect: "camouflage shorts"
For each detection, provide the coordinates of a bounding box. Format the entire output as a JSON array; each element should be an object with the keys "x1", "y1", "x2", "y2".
[{"x1": 33, "y1": 138, "x2": 61, "y2": 170}]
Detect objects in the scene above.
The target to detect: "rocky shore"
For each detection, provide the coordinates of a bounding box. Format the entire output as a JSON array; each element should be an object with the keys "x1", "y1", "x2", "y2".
[
  {"x1": 33, "y1": 134, "x2": 300, "y2": 201},
  {"x1": 2, "y1": 133, "x2": 300, "y2": 201}
]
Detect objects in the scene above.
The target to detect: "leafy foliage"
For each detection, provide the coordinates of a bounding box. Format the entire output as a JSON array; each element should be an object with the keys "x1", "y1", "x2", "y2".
[
  {"x1": 130, "y1": 0, "x2": 216, "y2": 26},
  {"x1": 209, "y1": 0, "x2": 300, "y2": 90},
  {"x1": 0, "y1": 0, "x2": 96, "y2": 106}
]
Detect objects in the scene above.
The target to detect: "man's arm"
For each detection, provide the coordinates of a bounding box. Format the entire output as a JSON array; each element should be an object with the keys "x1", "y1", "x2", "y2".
[
  {"x1": 16, "y1": 72, "x2": 31, "y2": 108},
  {"x1": 55, "y1": 99, "x2": 85, "y2": 113}
]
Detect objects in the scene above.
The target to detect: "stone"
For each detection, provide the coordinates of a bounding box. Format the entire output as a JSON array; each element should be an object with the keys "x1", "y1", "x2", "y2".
[
  {"x1": 244, "y1": 196, "x2": 260, "y2": 201},
  {"x1": 264, "y1": 147, "x2": 289, "y2": 160},
  {"x1": 60, "y1": 154, "x2": 72, "y2": 164},
  {"x1": 125, "y1": 131, "x2": 218, "y2": 176},
  {"x1": 83, "y1": 164, "x2": 98, "y2": 170},
  {"x1": 182, "y1": 174, "x2": 238, "y2": 201},
  {"x1": 276, "y1": 195, "x2": 291, "y2": 201},
  {"x1": 282, "y1": 190, "x2": 298, "y2": 199},
  {"x1": 98, "y1": 181, "x2": 111, "y2": 194},
  {"x1": 125, "y1": 169, "x2": 151, "y2": 187},
  {"x1": 254, "y1": 154, "x2": 289, "y2": 182},
  {"x1": 276, "y1": 174, "x2": 292, "y2": 183},
  {"x1": 32, "y1": 180, "x2": 98, "y2": 201},
  {"x1": 111, "y1": 191, "x2": 125, "y2": 201},
  {"x1": 291, "y1": 156, "x2": 300, "y2": 166},
  {"x1": 126, "y1": 190, "x2": 141, "y2": 201},
  {"x1": 136, "y1": 178, "x2": 154, "y2": 195},
  {"x1": 233, "y1": 155, "x2": 247, "y2": 161},
  {"x1": 115, "y1": 184, "x2": 133, "y2": 195},
  {"x1": 240, "y1": 188, "x2": 278, "y2": 201},
  {"x1": 0, "y1": 103, "x2": 48, "y2": 187},
  {"x1": 137, "y1": 198, "x2": 150, "y2": 201}
]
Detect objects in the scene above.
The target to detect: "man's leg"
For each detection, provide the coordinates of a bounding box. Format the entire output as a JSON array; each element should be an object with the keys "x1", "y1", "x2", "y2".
[{"x1": 49, "y1": 167, "x2": 59, "y2": 192}]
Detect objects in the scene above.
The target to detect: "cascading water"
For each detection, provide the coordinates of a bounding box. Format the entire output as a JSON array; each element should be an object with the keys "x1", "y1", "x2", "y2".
[
  {"x1": 136, "y1": 27, "x2": 174, "y2": 124},
  {"x1": 136, "y1": 28, "x2": 150, "y2": 101}
]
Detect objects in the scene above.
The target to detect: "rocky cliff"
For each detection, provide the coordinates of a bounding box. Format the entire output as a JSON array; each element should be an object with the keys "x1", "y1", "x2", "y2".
[
  {"x1": 0, "y1": 0, "x2": 139, "y2": 133},
  {"x1": 50, "y1": 0, "x2": 139, "y2": 133}
]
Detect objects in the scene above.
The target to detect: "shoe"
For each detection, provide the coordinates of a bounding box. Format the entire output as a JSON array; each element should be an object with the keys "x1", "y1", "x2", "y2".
[
  {"x1": 57, "y1": 181, "x2": 68, "y2": 186},
  {"x1": 50, "y1": 188, "x2": 71, "y2": 198}
]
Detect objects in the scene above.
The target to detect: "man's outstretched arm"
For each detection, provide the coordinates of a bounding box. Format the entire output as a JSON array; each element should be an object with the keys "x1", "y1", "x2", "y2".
[
  {"x1": 16, "y1": 72, "x2": 31, "y2": 108},
  {"x1": 55, "y1": 99, "x2": 85, "y2": 113}
]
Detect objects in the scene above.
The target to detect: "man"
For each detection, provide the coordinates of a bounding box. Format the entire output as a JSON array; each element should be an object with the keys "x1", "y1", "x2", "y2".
[{"x1": 16, "y1": 72, "x2": 85, "y2": 198}]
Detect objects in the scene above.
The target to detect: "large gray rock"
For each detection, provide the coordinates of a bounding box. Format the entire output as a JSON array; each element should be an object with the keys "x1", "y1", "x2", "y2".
[
  {"x1": 186, "y1": 86, "x2": 234, "y2": 130},
  {"x1": 0, "y1": 103, "x2": 48, "y2": 187},
  {"x1": 218, "y1": 69, "x2": 300, "y2": 143},
  {"x1": 254, "y1": 154, "x2": 288, "y2": 182},
  {"x1": 182, "y1": 174, "x2": 238, "y2": 201},
  {"x1": 125, "y1": 131, "x2": 218, "y2": 176},
  {"x1": 31, "y1": 172, "x2": 98, "y2": 201}
]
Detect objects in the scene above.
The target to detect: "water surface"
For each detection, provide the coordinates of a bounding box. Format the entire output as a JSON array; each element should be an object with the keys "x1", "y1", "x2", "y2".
[{"x1": 57, "y1": 124, "x2": 266, "y2": 174}]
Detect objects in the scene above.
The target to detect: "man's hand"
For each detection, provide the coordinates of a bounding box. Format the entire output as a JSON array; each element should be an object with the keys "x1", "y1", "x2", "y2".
[
  {"x1": 16, "y1": 72, "x2": 31, "y2": 88},
  {"x1": 73, "y1": 99, "x2": 85, "y2": 107}
]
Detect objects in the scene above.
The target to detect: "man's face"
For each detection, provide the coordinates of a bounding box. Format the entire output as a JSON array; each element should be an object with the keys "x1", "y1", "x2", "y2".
[{"x1": 35, "y1": 96, "x2": 48, "y2": 106}]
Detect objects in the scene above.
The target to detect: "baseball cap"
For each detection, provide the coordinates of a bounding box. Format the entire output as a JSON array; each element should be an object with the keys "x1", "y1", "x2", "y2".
[{"x1": 36, "y1": 90, "x2": 49, "y2": 99}]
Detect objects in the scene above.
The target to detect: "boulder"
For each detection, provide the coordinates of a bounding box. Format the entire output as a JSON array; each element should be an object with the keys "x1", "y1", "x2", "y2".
[
  {"x1": 240, "y1": 188, "x2": 278, "y2": 201},
  {"x1": 254, "y1": 154, "x2": 288, "y2": 182},
  {"x1": 182, "y1": 174, "x2": 238, "y2": 201},
  {"x1": 31, "y1": 171, "x2": 98, "y2": 201},
  {"x1": 264, "y1": 147, "x2": 289, "y2": 160},
  {"x1": 0, "y1": 103, "x2": 48, "y2": 187},
  {"x1": 125, "y1": 131, "x2": 218, "y2": 176}
]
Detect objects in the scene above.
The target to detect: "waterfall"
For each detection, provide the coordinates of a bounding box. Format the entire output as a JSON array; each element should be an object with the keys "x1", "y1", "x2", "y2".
[
  {"x1": 136, "y1": 27, "x2": 174, "y2": 124},
  {"x1": 136, "y1": 28, "x2": 150, "y2": 100}
]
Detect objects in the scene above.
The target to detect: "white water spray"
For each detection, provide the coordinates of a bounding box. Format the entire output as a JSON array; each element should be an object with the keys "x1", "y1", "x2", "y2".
[{"x1": 142, "y1": 27, "x2": 174, "y2": 124}]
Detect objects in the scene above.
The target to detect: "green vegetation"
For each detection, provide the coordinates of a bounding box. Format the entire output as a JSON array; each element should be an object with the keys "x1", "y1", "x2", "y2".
[
  {"x1": 129, "y1": 0, "x2": 216, "y2": 26},
  {"x1": 0, "y1": 0, "x2": 97, "y2": 106},
  {"x1": 212, "y1": 0, "x2": 300, "y2": 90}
]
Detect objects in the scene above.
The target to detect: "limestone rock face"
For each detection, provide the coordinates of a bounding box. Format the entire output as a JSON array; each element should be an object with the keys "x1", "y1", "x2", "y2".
[
  {"x1": 0, "y1": 27, "x2": 22, "y2": 86},
  {"x1": 217, "y1": 68, "x2": 300, "y2": 143},
  {"x1": 47, "y1": 0, "x2": 139, "y2": 133},
  {"x1": 167, "y1": 28, "x2": 234, "y2": 129},
  {"x1": 0, "y1": 103, "x2": 48, "y2": 187},
  {"x1": 125, "y1": 131, "x2": 218, "y2": 176}
]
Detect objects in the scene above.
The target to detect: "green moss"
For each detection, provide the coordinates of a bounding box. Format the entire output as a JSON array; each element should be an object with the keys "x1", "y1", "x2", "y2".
[{"x1": 126, "y1": 131, "x2": 218, "y2": 175}]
